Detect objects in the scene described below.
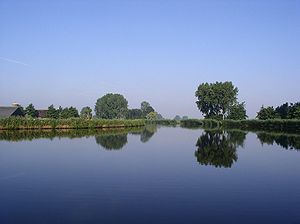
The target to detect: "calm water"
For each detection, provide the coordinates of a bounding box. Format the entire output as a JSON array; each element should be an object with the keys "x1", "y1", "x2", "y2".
[{"x1": 0, "y1": 126, "x2": 300, "y2": 224}]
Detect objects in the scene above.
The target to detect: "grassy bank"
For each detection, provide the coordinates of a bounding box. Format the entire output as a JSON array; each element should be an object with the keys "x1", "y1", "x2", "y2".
[
  {"x1": 180, "y1": 119, "x2": 300, "y2": 133},
  {"x1": 0, "y1": 117, "x2": 146, "y2": 130}
]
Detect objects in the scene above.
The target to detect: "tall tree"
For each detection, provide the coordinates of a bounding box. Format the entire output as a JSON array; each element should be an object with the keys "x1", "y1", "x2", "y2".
[
  {"x1": 25, "y1": 103, "x2": 38, "y2": 118},
  {"x1": 95, "y1": 93, "x2": 128, "y2": 119},
  {"x1": 80, "y1": 106, "x2": 93, "y2": 119},
  {"x1": 227, "y1": 102, "x2": 247, "y2": 120},
  {"x1": 127, "y1": 109, "x2": 143, "y2": 119},
  {"x1": 256, "y1": 106, "x2": 279, "y2": 120},
  {"x1": 141, "y1": 101, "x2": 155, "y2": 117},
  {"x1": 46, "y1": 105, "x2": 59, "y2": 119},
  {"x1": 195, "y1": 81, "x2": 238, "y2": 119}
]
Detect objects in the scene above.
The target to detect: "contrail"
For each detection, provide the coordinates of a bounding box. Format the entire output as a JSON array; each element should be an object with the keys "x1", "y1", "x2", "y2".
[{"x1": 0, "y1": 56, "x2": 30, "y2": 66}]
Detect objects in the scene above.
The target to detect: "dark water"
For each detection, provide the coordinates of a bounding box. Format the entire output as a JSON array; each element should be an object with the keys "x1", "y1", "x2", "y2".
[{"x1": 0, "y1": 126, "x2": 300, "y2": 224}]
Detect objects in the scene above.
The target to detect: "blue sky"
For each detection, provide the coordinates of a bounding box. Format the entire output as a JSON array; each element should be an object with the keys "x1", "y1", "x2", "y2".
[{"x1": 0, "y1": 0, "x2": 299, "y2": 118}]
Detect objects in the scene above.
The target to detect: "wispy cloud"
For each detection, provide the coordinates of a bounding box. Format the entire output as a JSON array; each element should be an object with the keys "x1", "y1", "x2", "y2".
[{"x1": 0, "y1": 57, "x2": 30, "y2": 67}]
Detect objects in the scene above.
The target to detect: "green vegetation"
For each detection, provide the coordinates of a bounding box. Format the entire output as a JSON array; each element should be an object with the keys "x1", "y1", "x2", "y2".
[
  {"x1": 195, "y1": 81, "x2": 246, "y2": 120},
  {"x1": 95, "y1": 93, "x2": 128, "y2": 119},
  {"x1": 180, "y1": 119, "x2": 222, "y2": 129},
  {"x1": 0, "y1": 117, "x2": 145, "y2": 130},
  {"x1": 227, "y1": 102, "x2": 247, "y2": 120},
  {"x1": 257, "y1": 102, "x2": 300, "y2": 120},
  {"x1": 141, "y1": 101, "x2": 155, "y2": 117},
  {"x1": 195, "y1": 130, "x2": 246, "y2": 168},
  {"x1": 80, "y1": 106, "x2": 92, "y2": 119},
  {"x1": 147, "y1": 119, "x2": 178, "y2": 126},
  {"x1": 25, "y1": 103, "x2": 38, "y2": 118},
  {"x1": 179, "y1": 119, "x2": 300, "y2": 133}
]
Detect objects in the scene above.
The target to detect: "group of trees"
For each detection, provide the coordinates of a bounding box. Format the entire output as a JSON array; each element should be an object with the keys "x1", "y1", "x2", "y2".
[
  {"x1": 46, "y1": 105, "x2": 80, "y2": 119},
  {"x1": 257, "y1": 103, "x2": 300, "y2": 120},
  {"x1": 95, "y1": 93, "x2": 162, "y2": 120},
  {"x1": 22, "y1": 103, "x2": 92, "y2": 119},
  {"x1": 195, "y1": 81, "x2": 247, "y2": 120}
]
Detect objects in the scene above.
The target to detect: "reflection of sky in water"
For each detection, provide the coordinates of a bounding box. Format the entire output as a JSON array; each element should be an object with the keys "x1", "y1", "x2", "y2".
[{"x1": 0, "y1": 127, "x2": 300, "y2": 224}]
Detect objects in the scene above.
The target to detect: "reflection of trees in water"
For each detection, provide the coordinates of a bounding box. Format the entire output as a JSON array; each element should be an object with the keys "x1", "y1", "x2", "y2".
[
  {"x1": 195, "y1": 130, "x2": 246, "y2": 168},
  {"x1": 257, "y1": 132, "x2": 300, "y2": 150},
  {"x1": 95, "y1": 125, "x2": 158, "y2": 150},
  {"x1": 95, "y1": 134, "x2": 128, "y2": 150},
  {"x1": 140, "y1": 125, "x2": 157, "y2": 143}
]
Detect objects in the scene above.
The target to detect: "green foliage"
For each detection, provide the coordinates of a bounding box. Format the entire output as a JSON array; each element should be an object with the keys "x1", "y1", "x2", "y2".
[
  {"x1": 182, "y1": 116, "x2": 188, "y2": 120},
  {"x1": 95, "y1": 133, "x2": 128, "y2": 150},
  {"x1": 195, "y1": 130, "x2": 246, "y2": 168},
  {"x1": 256, "y1": 106, "x2": 279, "y2": 120},
  {"x1": 95, "y1": 93, "x2": 128, "y2": 119},
  {"x1": 141, "y1": 101, "x2": 155, "y2": 118},
  {"x1": 180, "y1": 119, "x2": 222, "y2": 129},
  {"x1": 127, "y1": 108, "x2": 143, "y2": 119},
  {"x1": 195, "y1": 81, "x2": 239, "y2": 119},
  {"x1": 25, "y1": 103, "x2": 38, "y2": 118},
  {"x1": 257, "y1": 131, "x2": 300, "y2": 150},
  {"x1": 80, "y1": 106, "x2": 92, "y2": 119},
  {"x1": 146, "y1": 111, "x2": 158, "y2": 120},
  {"x1": 46, "y1": 105, "x2": 59, "y2": 119},
  {"x1": 223, "y1": 119, "x2": 300, "y2": 133},
  {"x1": 227, "y1": 102, "x2": 247, "y2": 120},
  {"x1": 257, "y1": 102, "x2": 300, "y2": 120},
  {"x1": 0, "y1": 117, "x2": 145, "y2": 130}
]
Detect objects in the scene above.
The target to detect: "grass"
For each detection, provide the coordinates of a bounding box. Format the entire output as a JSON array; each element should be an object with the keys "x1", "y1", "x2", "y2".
[{"x1": 0, "y1": 117, "x2": 146, "y2": 130}]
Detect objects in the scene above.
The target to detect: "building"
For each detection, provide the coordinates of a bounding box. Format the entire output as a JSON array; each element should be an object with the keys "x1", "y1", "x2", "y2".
[
  {"x1": 0, "y1": 105, "x2": 25, "y2": 118},
  {"x1": 37, "y1": 109, "x2": 48, "y2": 118}
]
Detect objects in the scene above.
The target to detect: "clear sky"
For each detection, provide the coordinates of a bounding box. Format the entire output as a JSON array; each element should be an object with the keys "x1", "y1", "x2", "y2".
[{"x1": 0, "y1": 0, "x2": 299, "y2": 118}]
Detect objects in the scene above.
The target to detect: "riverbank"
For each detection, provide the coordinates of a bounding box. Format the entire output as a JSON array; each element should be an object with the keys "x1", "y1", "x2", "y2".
[
  {"x1": 0, "y1": 117, "x2": 146, "y2": 130},
  {"x1": 180, "y1": 119, "x2": 300, "y2": 133}
]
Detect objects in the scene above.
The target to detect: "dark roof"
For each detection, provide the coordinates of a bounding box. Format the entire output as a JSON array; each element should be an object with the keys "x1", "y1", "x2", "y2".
[{"x1": 0, "y1": 106, "x2": 21, "y2": 118}]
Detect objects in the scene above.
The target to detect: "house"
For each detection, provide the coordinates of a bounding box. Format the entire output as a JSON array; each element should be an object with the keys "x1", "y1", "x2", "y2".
[
  {"x1": 0, "y1": 105, "x2": 25, "y2": 118},
  {"x1": 37, "y1": 109, "x2": 48, "y2": 118}
]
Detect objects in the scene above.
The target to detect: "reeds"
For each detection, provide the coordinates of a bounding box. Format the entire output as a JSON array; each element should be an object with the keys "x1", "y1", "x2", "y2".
[{"x1": 0, "y1": 117, "x2": 146, "y2": 130}]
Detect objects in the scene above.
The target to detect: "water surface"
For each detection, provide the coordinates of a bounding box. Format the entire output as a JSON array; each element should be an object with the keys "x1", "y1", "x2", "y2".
[{"x1": 0, "y1": 126, "x2": 300, "y2": 224}]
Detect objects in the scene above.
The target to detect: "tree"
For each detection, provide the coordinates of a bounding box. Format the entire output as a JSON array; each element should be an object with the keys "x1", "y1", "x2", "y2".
[
  {"x1": 195, "y1": 81, "x2": 238, "y2": 119},
  {"x1": 195, "y1": 130, "x2": 246, "y2": 168},
  {"x1": 275, "y1": 103, "x2": 290, "y2": 119},
  {"x1": 182, "y1": 116, "x2": 189, "y2": 120},
  {"x1": 68, "y1": 107, "x2": 79, "y2": 118},
  {"x1": 95, "y1": 93, "x2": 128, "y2": 119},
  {"x1": 288, "y1": 102, "x2": 300, "y2": 119},
  {"x1": 25, "y1": 103, "x2": 38, "y2": 118},
  {"x1": 46, "y1": 105, "x2": 59, "y2": 119},
  {"x1": 127, "y1": 109, "x2": 143, "y2": 119},
  {"x1": 95, "y1": 134, "x2": 128, "y2": 150},
  {"x1": 141, "y1": 101, "x2": 155, "y2": 117},
  {"x1": 256, "y1": 106, "x2": 279, "y2": 120},
  {"x1": 146, "y1": 111, "x2": 158, "y2": 120},
  {"x1": 80, "y1": 106, "x2": 92, "y2": 119},
  {"x1": 227, "y1": 102, "x2": 247, "y2": 120}
]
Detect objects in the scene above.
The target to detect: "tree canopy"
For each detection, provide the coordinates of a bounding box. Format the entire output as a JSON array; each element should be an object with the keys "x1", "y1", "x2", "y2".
[
  {"x1": 95, "y1": 93, "x2": 128, "y2": 119},
  {"x1": 141, "y1": 101, "x2": 155, "y2": 118},
  {"x1": 80, "y1": 106, "x2": 93, "y2": 119},
  {"x1": 195, "y1": 81, "x2": 239, "y2": 119},
  {"x1": 227, "y1": 102, "x2": 247, "y2": 120},
  {"x1": 25, "y1": 103, "x2": 38, "y2": 118}
]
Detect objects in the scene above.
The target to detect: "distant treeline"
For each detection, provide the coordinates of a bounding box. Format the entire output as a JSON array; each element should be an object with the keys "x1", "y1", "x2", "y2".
[{"x1": 257, "y1": 102, "x2": 300, "y2": 120}]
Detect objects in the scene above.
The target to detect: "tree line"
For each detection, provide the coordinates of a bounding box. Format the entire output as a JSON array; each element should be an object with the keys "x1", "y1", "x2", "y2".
[
  {"x1": 195, "y1": 81, "x2": 299, "y2": 120},
  {"x1": 21, "y1": 93, "x2": 162, "y2": 120}
]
